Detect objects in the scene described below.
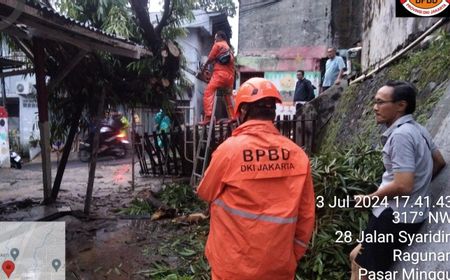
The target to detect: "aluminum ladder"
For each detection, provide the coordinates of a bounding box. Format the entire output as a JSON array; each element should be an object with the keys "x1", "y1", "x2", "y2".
[{"x1": 190, "y1": 88, "x2": 233, "y2": 186}]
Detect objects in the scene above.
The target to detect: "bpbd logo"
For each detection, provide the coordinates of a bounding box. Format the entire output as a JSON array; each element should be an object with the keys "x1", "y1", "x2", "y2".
[{"x1": 396, "y1": 0, "x2": 450, "y2": 17}]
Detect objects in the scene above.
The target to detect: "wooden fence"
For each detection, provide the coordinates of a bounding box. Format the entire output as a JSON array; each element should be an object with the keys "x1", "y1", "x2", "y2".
[
  {"x1": 133, "y1": 130, "x2": 186, "y2": 177},
  {"x1": 276, "y1": 115, "x2": 317, "y2": 153},
  {"x1": 133, "y1": 115, "x2": 316, "y2": 177}
]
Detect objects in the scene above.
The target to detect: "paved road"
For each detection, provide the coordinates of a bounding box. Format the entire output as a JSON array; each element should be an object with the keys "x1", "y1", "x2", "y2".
[
  {"x1": 21, "y1": 152, "x2": 134, "y2": 171},
  {"x1": 1, "y1": 151, "x2": 137, "y2": 205}
]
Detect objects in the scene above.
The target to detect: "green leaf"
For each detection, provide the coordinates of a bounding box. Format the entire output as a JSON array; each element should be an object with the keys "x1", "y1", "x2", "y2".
[{"x1": 178, "y1": 248, "x2": 197, "y2": 257}]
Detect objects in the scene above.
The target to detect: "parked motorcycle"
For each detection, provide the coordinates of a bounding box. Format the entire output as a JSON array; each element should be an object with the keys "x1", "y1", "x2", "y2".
[
  {"x1": 10, "y1": 151, "x2": 22, "y2": 169},
  {"x1": 78, "y1": 125, "x2": 129, "y2": 162}
]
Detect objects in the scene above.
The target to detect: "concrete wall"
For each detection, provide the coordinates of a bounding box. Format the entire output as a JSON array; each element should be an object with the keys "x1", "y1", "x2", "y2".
[
  {"x1": 238, "y1": 0, "x2": 332, "y2": 72},
  {"x1": 1, "y1": 39, "x2": 39, "y2": 152},
  {"x1": 361, "y1": 0, "x2": 440, "y2": 70},
  {"x1": 331, "y1": 0, "x2": 363, "y2": 48},
  {"x1": 179, "y1": 27, "x2": 208, "y2": 123},
  {"x1": 18, "y1": 94, "x2": 39, "y2": 148},
  {"x1": 4, "y1": 74, "x2": 38, "y2": 148},
  {"x1": 239, "y1": 0, "x2": 331, "y2": 52},
  {"x1": 238, "y1": 0, "x2": 363, "y2": 73},
  {"x1": 179, "y1": 10, "x2": 226, "y2": 122}
]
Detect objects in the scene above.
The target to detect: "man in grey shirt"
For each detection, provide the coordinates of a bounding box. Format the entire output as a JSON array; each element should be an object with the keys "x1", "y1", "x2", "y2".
[{"x1": 349, "y1": 81, "x2": 446, "y2": 280}]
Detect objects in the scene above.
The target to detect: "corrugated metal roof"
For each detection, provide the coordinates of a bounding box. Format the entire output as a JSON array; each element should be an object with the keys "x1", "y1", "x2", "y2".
[
  {"x1": 0, "y1": 57, "x2": 26, "y2": 69},
  {"x1": 25, "y1": 0, "x2": 140, "y2": 46}
]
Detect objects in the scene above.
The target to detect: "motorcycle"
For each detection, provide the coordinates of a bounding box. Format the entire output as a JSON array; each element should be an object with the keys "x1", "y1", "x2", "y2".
[
  {"x1": 78, "y1": 125, "x2": 129, "y2": 162},
  {"x1": 10, "y1": 151, "x2": 22, "y2": 169}
]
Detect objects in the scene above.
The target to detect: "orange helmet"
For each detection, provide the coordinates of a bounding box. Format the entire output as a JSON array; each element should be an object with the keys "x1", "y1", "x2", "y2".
[{"x1": 234, "y1": 77, "x2": 282, "y2": 117}]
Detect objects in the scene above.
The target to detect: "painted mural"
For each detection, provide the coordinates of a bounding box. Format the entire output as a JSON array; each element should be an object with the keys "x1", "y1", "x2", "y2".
[
  {"x1": 264, "y1": 71, "x2": 321, "y2": 104},
  {"x1": 264, "y1": 72, "x2": 296, "y2": 104}
]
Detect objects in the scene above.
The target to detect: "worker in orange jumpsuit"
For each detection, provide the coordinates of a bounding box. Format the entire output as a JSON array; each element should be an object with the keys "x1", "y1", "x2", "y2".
[
  {"x1": 197, "y1": 77, "x2": 316, "y2": 280},
  {"x1": 201, "y1": 30, "x2": 235, "y2": 123}
]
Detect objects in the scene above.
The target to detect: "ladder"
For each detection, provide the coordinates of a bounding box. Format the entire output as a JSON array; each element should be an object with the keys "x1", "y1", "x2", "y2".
[{"x1": 190, "y1": 88, "x2": 234, "y2": 186}]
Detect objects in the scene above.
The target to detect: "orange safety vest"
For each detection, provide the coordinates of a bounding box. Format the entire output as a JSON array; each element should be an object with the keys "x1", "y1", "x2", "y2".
[
  {"x1": 203, "y1": 40, "x2": 235, "y2": 118},
  {"x1": 197, "y1": 120, "x2": 315, "y2": 280},
  {"x1": 207, "y1": 40, "x2": 234, "y2": 77}
]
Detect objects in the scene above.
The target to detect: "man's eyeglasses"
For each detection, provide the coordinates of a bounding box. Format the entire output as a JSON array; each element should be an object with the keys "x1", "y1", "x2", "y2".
[{"x1": 372, "y1": 99, "x2": 395, "y2": 106}]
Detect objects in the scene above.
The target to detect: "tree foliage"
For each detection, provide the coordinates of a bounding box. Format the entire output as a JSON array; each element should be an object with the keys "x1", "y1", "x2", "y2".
[
  {"x1": 38, "y1": 0, "x2": 236, "y2": 140},
  {"x1": 194, "y1": 0, "x2": 236, "y2": 17}
]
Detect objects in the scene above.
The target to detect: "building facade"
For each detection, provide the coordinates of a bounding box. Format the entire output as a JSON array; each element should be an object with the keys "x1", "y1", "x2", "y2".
[
  {"x1": 1, "y1": 40, "x2": 38, "y2": 152},
  {"x1": 361, "y1": 1, "x2": 442, "y2": 70},
  {"x1": 238, "y1": 0, "x2": 362, "y2": 115},
  {"x1": 179, "y1": 10, "x2": 232, "y2": 123}
]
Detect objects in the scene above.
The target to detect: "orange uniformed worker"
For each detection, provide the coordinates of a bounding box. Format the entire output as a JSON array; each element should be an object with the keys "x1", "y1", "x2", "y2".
[
  {"x1": 197, "y1": 77, "x2": 316, "y2": 280},
  {"x1": 201, "y1": 30, "x2": 235, "y2": 122}
]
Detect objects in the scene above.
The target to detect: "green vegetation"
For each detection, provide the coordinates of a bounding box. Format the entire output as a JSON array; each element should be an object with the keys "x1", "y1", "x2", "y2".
[
  {"x1": 387, "y1": 30, "x2": 450, "y2": 89},
  {"x1": 388, "y1": 31, "x2": 450, "y2": 125},
  {"x1": 120, "y1": 198, "x2": 154, "y2": 216},
  {"x1": 121, "y1": 183, "x2": 207, "y2": 216},
  {"x1": 158, "y1": 183, "x2": 207, "y2": 215},
  {"x1": 415, "y1": 87, "x2": 446, "y2": 125},
  {"x1": 121, "y1": 33, "x2": 450, "y2": 276},
  {"x1": 14, "y1": 0, "x2": 236, "y2": 144},
  {"x1": 124, "y1": 143, "x2": 383, "y2": 279},
  {"x1": 308, "y1": 33, "x2": 450, "y2": 278},
  {"x1": 320, "y1": 30, "x2": 450, "y2": 152},
  {"x1": 319, "y1": 84, "x2": 364, "y2": 153},
  {"x1": 142, "y1": 223, "x2": 210, "y2": 280},
  {"x1": 297, "y1": 143, "x2": 383, "y2": 279},
  {"x1": 122, "y1": 183, "x2": 211, "y2": 280}
]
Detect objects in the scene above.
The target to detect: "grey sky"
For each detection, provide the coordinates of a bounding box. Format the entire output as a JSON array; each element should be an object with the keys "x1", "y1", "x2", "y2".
[{"x1": 149, "y1": 1, "x2": 239, "y2": 49}]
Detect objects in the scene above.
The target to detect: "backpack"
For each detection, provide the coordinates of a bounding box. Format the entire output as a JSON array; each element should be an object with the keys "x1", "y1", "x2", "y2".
[
  {"x1": 216, "y1": 50, "x2": 231, "y2": 65},
  {"x1": 306, "y1": 80, "x2": 316, "y2": 101}
]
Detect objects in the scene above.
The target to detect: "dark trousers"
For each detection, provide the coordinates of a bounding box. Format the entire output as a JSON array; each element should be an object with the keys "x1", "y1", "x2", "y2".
[{"x1": 355, "y1": 208, "x2": 423, "y2": 272}]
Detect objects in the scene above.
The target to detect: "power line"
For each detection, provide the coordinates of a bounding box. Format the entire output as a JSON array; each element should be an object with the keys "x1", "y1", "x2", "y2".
[
  {"x1": 239, "y1": 0, "x2": 276, "y2": 9},
  {"x1": 240, "y1": 0, "x2": 282, "y2": 15}
]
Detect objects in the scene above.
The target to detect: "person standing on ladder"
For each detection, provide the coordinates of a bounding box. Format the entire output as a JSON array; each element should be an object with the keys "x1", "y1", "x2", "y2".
[
  {"x1": 200, "y1": 31, "x2": 235, "y2": 124},
  {"x1": 197, "y1": 78, "x2": 315, "y2": 280}
]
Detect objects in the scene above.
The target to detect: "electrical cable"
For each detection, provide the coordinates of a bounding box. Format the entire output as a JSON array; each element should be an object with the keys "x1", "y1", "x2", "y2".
[{"x1": 240, "y1": 0, "x2": 282, "y2": 15}]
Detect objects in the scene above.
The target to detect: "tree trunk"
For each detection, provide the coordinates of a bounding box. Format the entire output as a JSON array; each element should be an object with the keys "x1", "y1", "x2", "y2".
[
  {"x1": 84, "y1": 89, "x2": 106, "y2": 215},
  {"x1": 32, "y1": 37, "x2": 52, "y2": 205},
  {"x1": 50, "y1": 103, "x2": 83, "y2": 203}
]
